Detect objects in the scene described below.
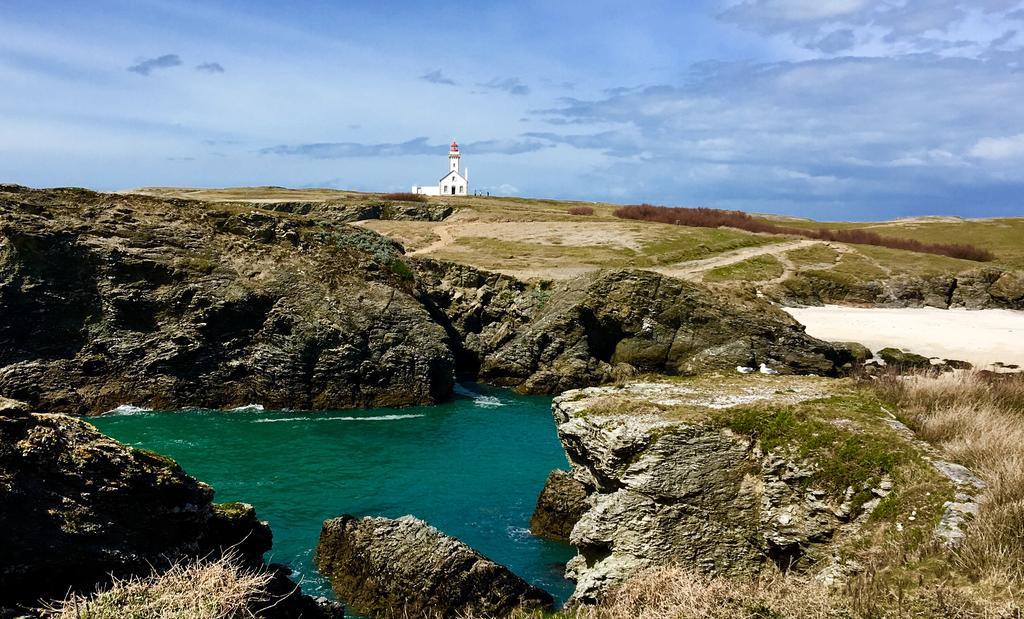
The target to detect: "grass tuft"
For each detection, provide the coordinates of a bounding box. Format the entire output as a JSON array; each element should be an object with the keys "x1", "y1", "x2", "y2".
[
  {"x1": 875, "y1": 371, "x2": 1024, "y2": 589},
  {"x1": 47, "y1": 553, "x2": 273, "y2": 619}
]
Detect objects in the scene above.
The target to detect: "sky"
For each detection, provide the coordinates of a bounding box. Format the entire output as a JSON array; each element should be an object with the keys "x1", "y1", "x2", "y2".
[{"x1": 1, "y1": 0, "x2": 1023, "y2": 219}]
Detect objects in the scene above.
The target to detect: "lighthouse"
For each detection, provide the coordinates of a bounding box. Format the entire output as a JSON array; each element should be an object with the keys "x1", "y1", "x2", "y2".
[
  {"x1": 411, "y1": 141, "x2": 469, "y2": 196},
  {"x1": 449, "y1": 141, "x2": 460, "y2": 173}
]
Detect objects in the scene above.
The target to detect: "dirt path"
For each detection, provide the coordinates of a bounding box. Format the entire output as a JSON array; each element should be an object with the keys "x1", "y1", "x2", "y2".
[
  {"x1": 651, "y1": 239, "x2": 823, "y2": 281},
  {"x1": 408, "y1": 225, "x2": 456, "y2": 256}
]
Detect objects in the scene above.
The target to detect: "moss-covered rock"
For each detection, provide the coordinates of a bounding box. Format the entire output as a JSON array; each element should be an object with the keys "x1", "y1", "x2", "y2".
[
  {"x1": 549, "y1": 375, "x2": 954, "y2": 604},
  {"x1": 878, "y1": 347, "x2": 932, "y2": 370},
  {"x1": 832, "y1": 341, "x2": 874, "y2": 364}
]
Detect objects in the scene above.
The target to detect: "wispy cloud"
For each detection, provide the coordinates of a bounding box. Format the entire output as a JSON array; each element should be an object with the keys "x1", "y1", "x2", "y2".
[
  {"x1": 718, "y1": 0, "x2": 1024, "y2": 55},
  {"x1": 260, "y1": 137, "x2": 549, "y2": 158},
  {"x1": 196, "y1": 61, "x2": 225, "y2": 73},
  {"x1": 127, "y1": 54, "x2": 182, "y2": 76},
  {"x1": 419, "y1": 69, "x2": 456, "y2": 85},
  {"x1": 478, "y1": 76, "x2": 530, "y2": 95},
  {"x1": 809, "y1": 29, "x2": 857, "y2": 54}
]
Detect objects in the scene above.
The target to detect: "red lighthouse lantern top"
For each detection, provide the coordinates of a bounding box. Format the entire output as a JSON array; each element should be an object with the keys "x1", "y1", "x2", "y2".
[{"x1": 450, "y1": 141, "x2": 459, "y2": 153}]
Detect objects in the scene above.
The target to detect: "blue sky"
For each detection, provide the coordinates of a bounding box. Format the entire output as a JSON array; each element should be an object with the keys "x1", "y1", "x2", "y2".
[{"x1": 1, "y1": 0, "x2": 1023, "y2": 219}]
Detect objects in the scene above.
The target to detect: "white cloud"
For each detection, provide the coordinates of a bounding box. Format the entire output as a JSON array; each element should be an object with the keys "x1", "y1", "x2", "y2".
[{"x1": 969, "y1": 133, "x2": 1024, "y2": 159}]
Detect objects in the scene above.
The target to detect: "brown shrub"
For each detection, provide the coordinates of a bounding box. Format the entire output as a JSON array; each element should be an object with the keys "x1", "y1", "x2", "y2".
[
  {"x1": 613, "y1": 204, "x2": 995, "y2": 262},
  {"x1": 380, "y1": 192, "x2": 429, "y2": 203},
  {"x1": 567, "y1": 206, "x2": 595, "y2": 216}
]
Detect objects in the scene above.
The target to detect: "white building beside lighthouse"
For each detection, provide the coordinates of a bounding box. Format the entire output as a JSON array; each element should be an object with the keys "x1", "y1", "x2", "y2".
[{"x1": 411, "y1": 141, "x2": 469, "y2": 196}]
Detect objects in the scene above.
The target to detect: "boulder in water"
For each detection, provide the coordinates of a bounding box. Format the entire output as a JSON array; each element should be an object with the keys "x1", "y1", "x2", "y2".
[
  {"x1": 315, "y1": 514, "x2": 553, "y2": 618},
  {"x1": 530, "y1": 469, "x2": 589, "y2": 542}
]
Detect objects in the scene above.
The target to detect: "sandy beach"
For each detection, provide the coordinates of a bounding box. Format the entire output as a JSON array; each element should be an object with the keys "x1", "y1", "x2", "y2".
[{"x1": 784, "y1": 306, "x2": 1024, "y2": 368}]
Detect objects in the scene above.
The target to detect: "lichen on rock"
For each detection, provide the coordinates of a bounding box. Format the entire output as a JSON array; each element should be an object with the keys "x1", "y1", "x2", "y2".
[{"x1": 548, "y1": 375, "x2": 956, "y2": 605}]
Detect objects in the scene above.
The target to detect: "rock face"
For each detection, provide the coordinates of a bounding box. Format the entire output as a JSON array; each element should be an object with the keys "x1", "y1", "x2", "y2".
[
  {"x1": 0, "y1": 185, "x2": 454, "y2": 414},
  {"x1": 530, "y1": 469, "x2": 589, "y2": 542},
  {"x1": 772, "y1": 268, "x2": 1024, "y2": 310},
  {"x1": 549, "y1": 379, "x2": 868, "y2": 604},
  {"x1": 415, "y1": 260, "x2": 851, "y2": 393},
  {"x1": 0, "y1": 408, "x2": 338, "y2": 616},
  {"x1": 0, "y1": 186, "x2": 853, "y2": 413},
  {"x1": 315, "y1": 515, "x2": 553, "y2": 618}
]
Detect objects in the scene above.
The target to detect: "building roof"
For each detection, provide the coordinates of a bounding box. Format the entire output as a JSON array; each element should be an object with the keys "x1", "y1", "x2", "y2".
[{"x1": 439, "y1": 170, "x2": 467, "y2": 183}]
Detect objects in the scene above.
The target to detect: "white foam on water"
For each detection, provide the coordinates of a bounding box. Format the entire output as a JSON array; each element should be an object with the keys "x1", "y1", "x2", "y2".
[
  {"x1": 454, "y1": 384, "x2": 506, "y2": 408},
  {"x1": 105, "y1": 404, "x2": 154, "y2": 415},
  {"x1": 227, "y1": 404, "x2": 265, "y2": 412},
  {"x1": 506, "y1": 526, "x2": 533, "y2": 541},
  {"x1": 253, "y1": 414, "x2": 425, "y2": 424}
]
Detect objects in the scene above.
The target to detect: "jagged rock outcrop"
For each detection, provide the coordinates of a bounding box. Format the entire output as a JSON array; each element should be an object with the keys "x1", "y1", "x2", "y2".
[
  {"x1": 415, "y1": 260, "x2": 851, "y2": 393},
  {"x1": 0, "y1": 407, "x2": 340, "y2": 617},
  {"x1": 315, "y1": 515, "x2": 553, "y2": 618},
  {"x1": 549, "y1": 378, "x2": 896, "y2": 605},
  {"x1": 772, "y1": 268, "x2": 1024, "y2": 310},
  {"x1": 0, "y1": 185, "x2": 455, "y2": 414},
  {"x1": 951, "y1": 268, "x2": 1024, "y2": 309},
  {"x1": 530, "y1": 469, "x2": 589, "y2": 542}
]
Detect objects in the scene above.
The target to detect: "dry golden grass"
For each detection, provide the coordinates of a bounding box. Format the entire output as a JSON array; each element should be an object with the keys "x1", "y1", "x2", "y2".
[
  {"x1": 560, "y1": 567, "x2": 852, "y2": 619},
  {"x1": 877, "y1": 371, "x2": 1024, "y2": 591},
  {"x1": 47, "y1": 554, "x2": 273, "y2": 619}
]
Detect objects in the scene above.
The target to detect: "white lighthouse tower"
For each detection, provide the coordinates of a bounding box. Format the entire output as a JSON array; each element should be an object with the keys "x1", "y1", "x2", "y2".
[
  {"x1": 449, "y1": 141, "x2": 460, "y2": 173},
  {"x1": 411, "y1": 140, "x2": 469, "y2": 196}
]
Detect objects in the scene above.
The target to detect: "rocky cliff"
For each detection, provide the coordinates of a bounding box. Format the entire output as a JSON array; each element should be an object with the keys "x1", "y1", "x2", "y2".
[
  {"x1": 0, "y1": 185, "x2": 454, "y2": 414},
  {"x1": 0, "y1": 404, "x2": 338, "y2": 617},
  {"x1": 415, "y1": 260, "x2": 852, "y2": 393},
  {"x1": 0, "y1": 186, "x2": 851, "y2": 413},
  {"x1": 771, "y1": 268, "x2": 1024, "y2": 310},
  {"x1": 315, "y1": 515, "x2": 553, "y2": 618},
  {"x1": 547, "y1": 376, "x2": 957, "y2": 605}
]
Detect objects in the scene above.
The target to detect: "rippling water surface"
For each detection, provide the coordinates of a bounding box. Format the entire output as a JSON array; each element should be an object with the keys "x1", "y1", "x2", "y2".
[{"x1": 91, "y1": 383, "x2": 576, "y2": 603}]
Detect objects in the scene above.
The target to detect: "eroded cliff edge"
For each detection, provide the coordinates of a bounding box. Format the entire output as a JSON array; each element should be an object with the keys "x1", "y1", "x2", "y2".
[
  {"x1": 547, "y1": 375, "x2": 963, "y2": 605},
  {"x1": 0, "y1": 186, "x2": 850, "y2": 414}
]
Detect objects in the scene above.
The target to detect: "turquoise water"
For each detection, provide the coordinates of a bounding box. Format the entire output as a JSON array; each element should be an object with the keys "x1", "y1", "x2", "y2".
[{"x1": 90, "y1": 384, "x2": 577, "y2": 604}]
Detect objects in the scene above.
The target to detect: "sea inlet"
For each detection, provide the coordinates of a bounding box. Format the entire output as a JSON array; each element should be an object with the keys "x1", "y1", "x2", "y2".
[{"x1": 91, "y1": 383, "x2": 576, "y2": 603}]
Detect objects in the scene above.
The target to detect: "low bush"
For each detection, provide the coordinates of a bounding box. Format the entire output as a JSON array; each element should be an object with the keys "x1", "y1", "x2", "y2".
[
  {"x1": 380, "y1": 192, "x2": 429, "y2": 203},
  {"x1": 567, "y1": 206, "x2": 595, "y2": 216},
  {"x1": 613, "y1": 204, "x2": 995, "y2": 262}
]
